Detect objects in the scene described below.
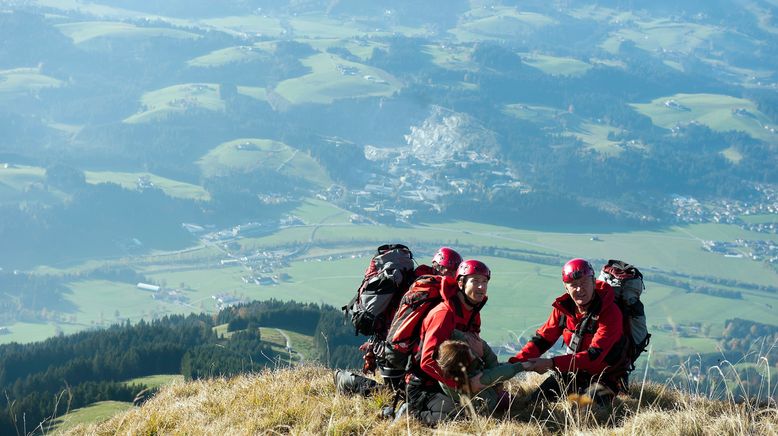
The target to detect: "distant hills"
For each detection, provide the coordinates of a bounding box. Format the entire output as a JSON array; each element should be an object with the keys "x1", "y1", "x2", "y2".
[{"x1": 1, "y1": 2, "x2": 776, "y2": 232}]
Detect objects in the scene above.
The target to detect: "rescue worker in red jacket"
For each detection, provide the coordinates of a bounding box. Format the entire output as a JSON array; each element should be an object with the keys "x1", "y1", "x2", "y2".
[
  {"x1": 405, "y1": 259, "x2": 489, "y2": 426},
  {"x1": 511, "y1": 258, "x2": 626, "y2": 405},
  {"x1": 337, "y1": 247, "x2": 467, "y2": 400},
  {"x1": 375, "y1": 247, "x2": 464, "y2": 389},
  {"x1": 414, "y1": 246, "x2": 463, "y2": 277}
]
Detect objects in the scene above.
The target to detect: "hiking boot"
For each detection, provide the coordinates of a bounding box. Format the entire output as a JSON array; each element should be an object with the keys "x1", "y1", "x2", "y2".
[
  {"x1": 335, "y1": 369, "x2": 378, "y2": 396},
  {"x1": 392, "y1": 403, "x2": 408, "y2": 424}
]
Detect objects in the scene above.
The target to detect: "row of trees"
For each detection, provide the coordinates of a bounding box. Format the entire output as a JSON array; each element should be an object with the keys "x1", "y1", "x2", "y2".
[{"x1": 0, "y1": 300, "x2": 361, "y2": 435}]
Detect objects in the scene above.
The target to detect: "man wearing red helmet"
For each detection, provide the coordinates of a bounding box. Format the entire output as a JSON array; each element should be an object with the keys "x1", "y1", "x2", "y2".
[
  {"x1": 405, "y1": 259, "x2": 490, "y2": 425},
  {"x1": 510, "y1": 258, "x2": 626, "y2": 405},
  {"x1": 414, "y1": 247, "x2": 463, "y2": 277}
]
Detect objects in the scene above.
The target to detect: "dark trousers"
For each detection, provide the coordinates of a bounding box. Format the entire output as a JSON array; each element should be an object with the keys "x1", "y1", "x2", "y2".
[
  {"x1": 406, "y1": 377, "x2": 458, "y2": 426},
  {"x1": 530, "y1": 371, "x2": 617, "y2": 406}
]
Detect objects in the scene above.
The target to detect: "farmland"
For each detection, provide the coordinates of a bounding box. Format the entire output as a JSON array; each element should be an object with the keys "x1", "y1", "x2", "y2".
[{"x1": 4, "y1": 197, "x2": 776, "y2": 364}]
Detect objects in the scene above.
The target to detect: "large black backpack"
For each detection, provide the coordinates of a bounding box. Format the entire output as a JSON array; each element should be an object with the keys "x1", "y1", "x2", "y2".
[
  {"x1": 598, "y1": 259, "x2": 651, "y2": 371},
  {"x1": 342, "y1": 244, "x2": 416, "y2": 338}
]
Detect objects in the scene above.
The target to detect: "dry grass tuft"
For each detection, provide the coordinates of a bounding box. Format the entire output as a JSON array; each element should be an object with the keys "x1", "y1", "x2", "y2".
[{"x1": 60, "y1": 364, "x2": 778, "y2": 435}]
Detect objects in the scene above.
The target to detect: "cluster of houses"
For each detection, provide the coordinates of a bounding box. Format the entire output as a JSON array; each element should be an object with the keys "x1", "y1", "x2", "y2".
[
  {"x1": 702, "y1": 239, "x2": 778, "y2": 264},
  {"x1": 342, "y1": 137, "x2": 531, "y2": 223},
  {"x1": 671, "y1": 188, "x2": 778, "y2": 234},
  {"x1": 212, "y1": 293, "x2": 245, "y2": 310},
  {"x1": 136, "y1": 282, "x2": 190, "y2": 305}
]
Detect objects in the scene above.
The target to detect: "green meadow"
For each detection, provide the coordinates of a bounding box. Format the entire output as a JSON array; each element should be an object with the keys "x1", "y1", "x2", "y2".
[
  {"x1": 124, "y1": 83, "x2": 225, "y2": 124},
  {"x1": 740, "y1": 214, "x2": 778, "y2": 225},
  {"x1": 721, "y1": 146, "x2": 744, "y2": 164},
  {"x1": 600, "y1": 19, "x2": 717, "y2": 55},
  {"x1": 259, "y1": 327, "x2": 316, "y2": 360},
  {"x1": 424, "y1": 44, "x2": 477, "y2": 72},
  {"x1": 304, "y1": 38, "x2": 388, "y2": 62},
  {"x1": 197, "y1": 138, "x2": 333, "y2": 188},
  {"x1": 187, "y1": 46, "x2": 271, "y2": 68},
  {"x1": 632, "y1": 93, "x2": 778, "y2": 142},
  {"x1": 199, "y1": 16, "x2": 284, "y2": 38},
  {"x1": 125, "y1": 374, "x2": 183, "y2": 389},
  {"x1": 273, "y1": 53, "x2": 401, "y2": 105},
  {"x1": 522, "y1": 53, "x2": 592, "y2": 77},
  {"x1": 291, "y1": 198, "x2": 351, "y2": 225},
  {"x1": 451, "y1": 7, "x2": 556, "y2": 42},
  {"x1": 236, "y1": 86, "x2": 268, "y2": 102},
  {"x1": 503, "y1": 104, "x2": 631, "y2": 155},
  {"x1": 567, "y1": 5, "x2": 636, "y2": 23},
  {"x1": 0, "y1": 165, "x2": 220, "y2": 205},
  {"x1": 289, "y1": 15, "x2": 368, "y2": 39},
  {"x1": 566, "y1": 122, "x2": 628, "y2": 155},
  {"x1": 48, "y1": 401, "x2": 133, "y2": 434},
  {"x1": 0, "y1": 68, "x2": 63, "y2": 97},
  {"x1": 503, "y1": 104, "x2": 565, "y2": 124},
  {"x1": 56, "y1": 21, "x2": 199, "y2": 44},
  {"x1": 5, "y1": 196, "x2": 777, "y2": 357},
  {"x1": 84, "y1": 171, "x2": 210, "y2": 201}
]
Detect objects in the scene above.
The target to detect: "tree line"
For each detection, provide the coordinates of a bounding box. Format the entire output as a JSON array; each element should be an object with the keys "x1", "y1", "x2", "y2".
[{"x1": 0, "y1": 299, "x2": 362, "y2": 435}]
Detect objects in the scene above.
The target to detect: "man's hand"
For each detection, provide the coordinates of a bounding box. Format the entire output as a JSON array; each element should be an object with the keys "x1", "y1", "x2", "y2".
[
  {"x1": 468, "y1": 372, "x2": 486, "y2": 393},
  {"x1": 525, "y1": 357, "x2": 554, "y2": 374}
]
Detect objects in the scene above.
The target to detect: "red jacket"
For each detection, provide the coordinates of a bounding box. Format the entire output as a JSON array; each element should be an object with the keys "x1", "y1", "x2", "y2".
[
  {"x1": 411, "y1": 276, "x2": 484, "y2": 387},
  {"x1": 414, "y1": 264, "x2": 436, "y2": 277},
  {"x1": 510, "y1": 280, "x2": 623, "y2": 375}
]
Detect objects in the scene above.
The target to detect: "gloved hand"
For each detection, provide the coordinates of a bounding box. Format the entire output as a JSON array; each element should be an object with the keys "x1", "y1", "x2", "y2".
[{"x1": 360, "y1": 341, "x2": 377, "y2": 374}]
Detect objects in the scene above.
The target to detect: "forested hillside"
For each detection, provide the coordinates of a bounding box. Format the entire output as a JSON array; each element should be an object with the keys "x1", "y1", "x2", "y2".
[
  {"x1": 0, "y1": 300, "x2": 361, "y2": 434},
  {"x1": 1, "y1": 1, "x2": 777, "y2": 266}
]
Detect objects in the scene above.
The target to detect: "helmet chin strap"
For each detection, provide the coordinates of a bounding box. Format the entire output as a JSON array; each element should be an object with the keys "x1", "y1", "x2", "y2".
[{"x1": 458, "y1": 287, "x2": 480, "y2": 308}]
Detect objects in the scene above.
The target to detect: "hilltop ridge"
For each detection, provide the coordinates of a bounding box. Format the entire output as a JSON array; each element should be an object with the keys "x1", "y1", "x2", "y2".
[{"x1": 60, "y1": 365, "x2": 777, "y2": 435}]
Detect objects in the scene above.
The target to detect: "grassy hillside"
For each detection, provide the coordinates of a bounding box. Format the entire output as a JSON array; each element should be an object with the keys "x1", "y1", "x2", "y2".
[
  {"x1": 0, "y1": 67, "x2": 63, "y2": 98},
  {"x1": 52, "y1": 401, "x2": 133, "y2": 434},
  {"x1": 273, "y1": 52, "x2": 401, "y2": 105},
  {"x1": 451, "y1": 7, "x2": 556, "y2": 42},
  {"x1": 124, "y1": 83, "x2": 225, "y2": 124},
  {"x1": 59, "y1": 365, "x2": 777, "y2": 435},
  {"x1": 84, "y1": 170, "x2": 210, "y2": 201},
  {"x1": 56, "y1": 21, "x2": 199, "y2": 44},
  {"x1": 632, "y1": 93, "x2": 778, "y2": 142},
  {"x1": 197, "y1": 138, "x2": 333, "y2": 188}
]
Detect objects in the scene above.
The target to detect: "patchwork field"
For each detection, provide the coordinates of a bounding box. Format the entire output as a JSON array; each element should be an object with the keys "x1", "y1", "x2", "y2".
[
  {"x1": 0, "y1": 68, "x2": 63, "y2": 97},
  {"x1": 49, "y1": 401, "x2": 133, "y2": 434},
  {"x1": 503, "y1": 104, "x2": 630, "y2": 154},
  {"x1": 4, "y1": 195, "x2": 777, "y2": 364},
  {"x1": 632, "y1": 93, "x2": 778, "y2": 142},
  {"x1": 522, "y1": 53, "x2": 592, "y2": 77},
  {"x1": 198, "y1": 16, "x2": 284, "y2": 38},
  {"x1": 273, "y1": 53, "x2": 401, "y2": 105},
  {"x1": 56, "y1": 21, "x2": 199, "y2": 44},
  {"x1": 600, "y1": 18, "x2": 718, "y2": 55},
  {"x1": 0, "y1": 164, "x2": 76, "y2": 206},
  {"x1": 124, "y1": 83, "x2": 225, "y2": 124},
  {"x1": 566, "y1": 122, "x2": 628, "y2": 155},
  {"x1": 125, "y1": 374, "x2": 184, "y2": 389},
  {"x1": 451, "y1": 7, "x2": 556, "y2": 42},
  {"x1": 84, "y1": 171, "x2": 210, "y2": 201},
  {"x1": 187, "y1": 45, "x2": 272, "y2": 68},
  {"x1": 197, "y1": 138, "x2": 332, "y2": 189}
]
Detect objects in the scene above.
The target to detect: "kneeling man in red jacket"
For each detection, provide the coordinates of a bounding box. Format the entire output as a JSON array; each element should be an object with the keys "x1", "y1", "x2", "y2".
[{"x1": 511, "y1": 258, "x2": 627, "y2": 405}]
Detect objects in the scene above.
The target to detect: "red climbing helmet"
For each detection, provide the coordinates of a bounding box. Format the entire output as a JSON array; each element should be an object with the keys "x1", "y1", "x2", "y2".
[
  {"x1": 562, "y1": 258, "x2": 595, "y2": 283},
  {"x1": 431, "y1": 247, "x2": 463, "y2": 270},
  {"x1": 456, "y1": 259, "x2": 491, "y2": 281}
]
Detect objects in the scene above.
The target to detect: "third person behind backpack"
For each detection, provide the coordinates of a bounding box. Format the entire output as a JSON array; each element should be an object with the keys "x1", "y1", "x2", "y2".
[{"x1": 336, "y1": 246, "x2": 463, "y2": 397}]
